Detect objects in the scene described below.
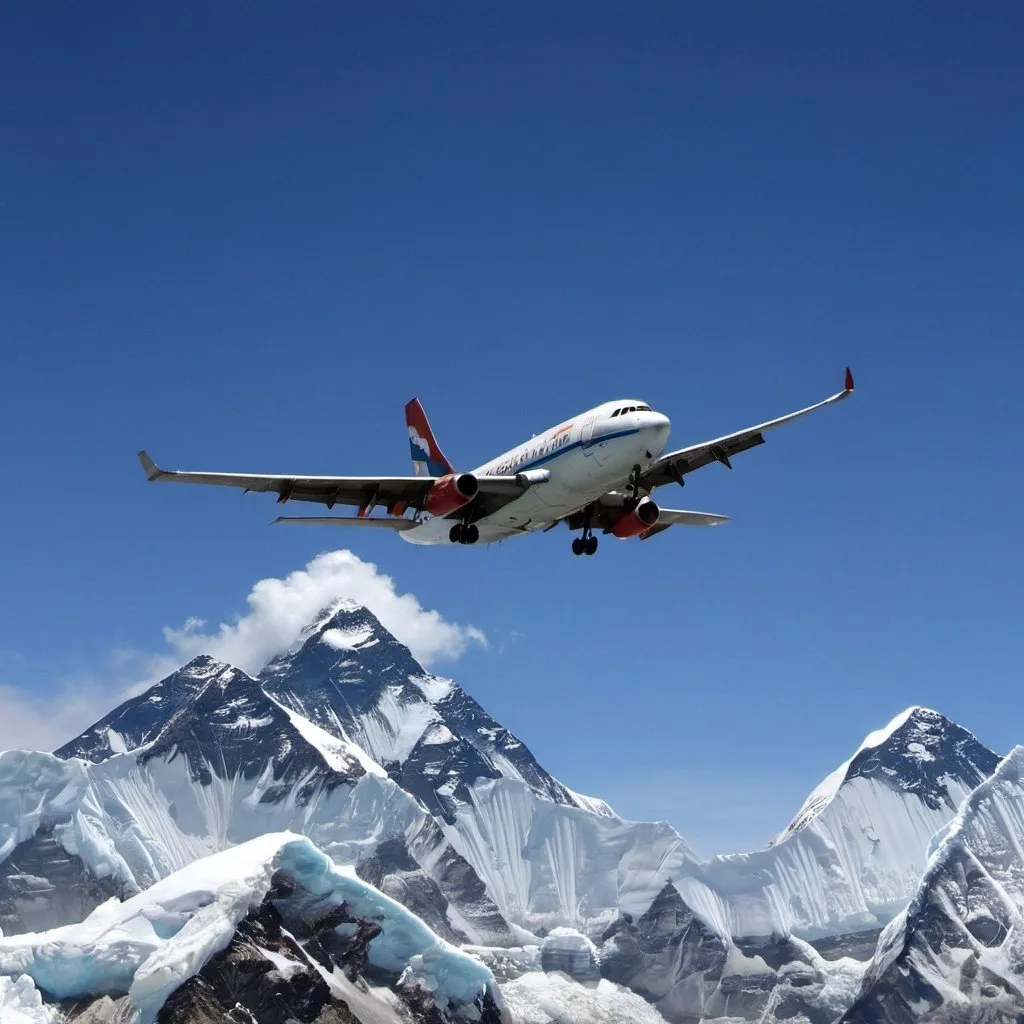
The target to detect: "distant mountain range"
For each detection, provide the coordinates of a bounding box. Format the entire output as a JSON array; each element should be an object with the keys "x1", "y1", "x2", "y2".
[{"x1": 0, "y1": 599, "x2": 1017, "y2": 1022}]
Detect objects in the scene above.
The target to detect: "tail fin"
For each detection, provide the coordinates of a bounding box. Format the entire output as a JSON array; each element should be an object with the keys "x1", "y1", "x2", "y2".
[{"x1": 405, "y1": 398, "x2": 455, "y2": 477}]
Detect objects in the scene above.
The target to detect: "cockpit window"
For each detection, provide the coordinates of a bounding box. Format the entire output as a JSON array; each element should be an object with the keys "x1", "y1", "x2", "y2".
[
  {"x1": 611, "y1": 408, "x2": 620, "y2": 417},
  {"x1": 637, "y1": 404, "x2": 650, "y2": 412}
]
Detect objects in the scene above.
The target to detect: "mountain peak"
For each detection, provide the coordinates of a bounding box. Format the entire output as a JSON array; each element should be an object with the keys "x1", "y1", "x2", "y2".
[
  {"x1": 55, "y1": 657, "x2": 240, "y2": 763},
  {"x1": 772, "y1": 706, "x2": 999, "y2": 845},
  {"x1": 302, "y1": 598, "x2": 370, "y2": 637}
]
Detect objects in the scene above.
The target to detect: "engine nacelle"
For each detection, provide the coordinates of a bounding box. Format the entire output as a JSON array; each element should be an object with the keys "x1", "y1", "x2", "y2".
[
  {"x1": 611, "y1": 497, "x2": 660, "y2": 538},
  {"x1": 426, "y1": 473, "x2": 479, "y2": 517},
  {"x1": 515, "y1": 468, "x2": 551, "y2": 488}
]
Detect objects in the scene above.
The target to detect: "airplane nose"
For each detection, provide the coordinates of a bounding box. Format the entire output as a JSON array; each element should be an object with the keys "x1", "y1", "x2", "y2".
[{"x1": 643, "y1": 411, "x2": 671, "y2": 448}]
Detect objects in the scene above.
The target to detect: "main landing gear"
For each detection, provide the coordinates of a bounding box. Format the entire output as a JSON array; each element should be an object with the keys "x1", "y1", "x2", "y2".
[
  {"x1": 572, "y1": 532, "x2": 598, "y2": 557},
  {"x1": 449, "y1": 523, "x2": 480, "y2": 545}
]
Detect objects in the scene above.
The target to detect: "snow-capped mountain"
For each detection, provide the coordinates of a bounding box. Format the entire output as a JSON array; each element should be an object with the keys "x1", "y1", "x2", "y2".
[
  {"x1": 7, "y1": 597, "x2": 1013, "y2": 1023},
  {"x1": 773, "y1": 706, "x2": 999, "y2": 844},
  {"x1": 843, "y1": 746, "x2": 1024, "y2": 1023},
  {"x1": 53, "y1": 648, "x2": 513, "y2": 945},
  {"x1": 697, "y1": 707, "x2": 1001, "y2": 939},
  {"x1": 258, "y1": 600, "x2": 612, "y2": 822},
  {"x1": 55, "y1": 655, "x2": 235, "y2": 763}
]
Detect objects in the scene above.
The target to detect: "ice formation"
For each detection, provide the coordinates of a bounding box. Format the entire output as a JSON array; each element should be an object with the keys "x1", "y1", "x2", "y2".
[
  {"x1": 0, "y1": 974, "x2": 54, "y2": 1024},
  {"x1": 0, "y1": 832, "x2": 500, "y2": 1023}
]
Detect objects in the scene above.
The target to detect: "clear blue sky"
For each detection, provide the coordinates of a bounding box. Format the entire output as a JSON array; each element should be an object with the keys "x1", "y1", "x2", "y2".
[{"x1": 2, "y1": 2, "x2": 1022, "y2": 855}]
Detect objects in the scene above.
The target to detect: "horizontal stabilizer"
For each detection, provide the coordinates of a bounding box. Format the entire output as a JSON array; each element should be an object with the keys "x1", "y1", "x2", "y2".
[{"x1": 272, "y1": 516, "x2": 418, "y2": 530}]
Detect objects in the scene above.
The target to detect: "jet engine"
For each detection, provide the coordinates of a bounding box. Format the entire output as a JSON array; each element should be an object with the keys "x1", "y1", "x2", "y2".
[
  {"x1": 425, "y1": 473, "x2": 479, "y2": 516},
  {"x1": 611, "y1": 496, "x2": 660, "y2": 538}
]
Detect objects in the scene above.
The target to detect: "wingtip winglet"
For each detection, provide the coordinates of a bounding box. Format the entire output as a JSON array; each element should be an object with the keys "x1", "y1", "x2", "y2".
[
  {"x1": 844, "y1": 366, "x2": 855, "y2": 392},
  {"x1": 137, "y1": 449, "x2": 162, "y2": 481}
]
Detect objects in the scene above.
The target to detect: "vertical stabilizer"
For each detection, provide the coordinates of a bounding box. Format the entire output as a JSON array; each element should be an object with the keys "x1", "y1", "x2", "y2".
[{"x1": 405, "y1": 398, "x2": 455, "y2": 477}]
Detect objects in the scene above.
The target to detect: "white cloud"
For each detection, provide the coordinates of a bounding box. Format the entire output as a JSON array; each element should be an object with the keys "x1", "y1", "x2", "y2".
[
  {"x1": 147, "y1": 549, "x2": 485, "y2": 681},
  {"x1": 0, "y1": 550, "x2": 485, "y2": 754},
  {"x1": 0, "y1": 683, "x2": 111, "y2": 755}
]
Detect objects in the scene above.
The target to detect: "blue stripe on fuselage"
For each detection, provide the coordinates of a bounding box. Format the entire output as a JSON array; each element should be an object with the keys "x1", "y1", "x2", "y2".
[{"x1": 491, "y1": 427, "x2": 641, "y2": 475}]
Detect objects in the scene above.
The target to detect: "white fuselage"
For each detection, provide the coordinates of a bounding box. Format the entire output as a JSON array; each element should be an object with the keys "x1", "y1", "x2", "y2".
[{"x1": 402, "y1": 401, "x2": 671, "y2": 545}]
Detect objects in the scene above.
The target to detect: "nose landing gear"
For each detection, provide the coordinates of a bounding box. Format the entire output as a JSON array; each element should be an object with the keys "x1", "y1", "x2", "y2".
[{"x1": 449, "y1": 523, "x2": 480, "y2": 545}]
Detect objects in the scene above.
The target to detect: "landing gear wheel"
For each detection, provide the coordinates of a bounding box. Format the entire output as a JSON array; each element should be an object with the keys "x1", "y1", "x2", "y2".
[
  {"x1": 585, "y1": 535, "x2": 598, "y2": 556},
  {"x1": 571, "y1": 537, "x2": 585, "y2": 556},
  {"x1": 450, "y1": 523, "x2": 479, "y2": 545}
]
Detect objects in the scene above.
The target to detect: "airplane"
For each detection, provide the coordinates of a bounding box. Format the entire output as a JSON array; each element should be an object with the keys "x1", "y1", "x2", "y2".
[{"x1": 138, "y1": 368, "x2": 854, "y2": 556}]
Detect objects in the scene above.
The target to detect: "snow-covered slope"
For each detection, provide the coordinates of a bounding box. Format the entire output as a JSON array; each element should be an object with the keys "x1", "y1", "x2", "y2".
[
  {"x1": 0, "y1": 832, "x2": 505, "y2": 1024},
  {"x1": 50, "y1": 655, "x2": 514, "y2": 945},
  {"x1": 699, "y1": 708, "x2": 1000, "y2": 939},
  {"x1": 843, "y1": 746, "x2": 1024, "y2": 1023},
  {"x1": 72, "y1": 737, "x2": 512, "y2": 945},
  {"x1": 442, "y1": 775, "x2": 702, "y2": 936}
]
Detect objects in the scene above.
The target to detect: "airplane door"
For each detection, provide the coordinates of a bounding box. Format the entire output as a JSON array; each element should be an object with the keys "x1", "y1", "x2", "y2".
[{"x1": 580, "y1": 414, "x2": 597, "y2": 453}]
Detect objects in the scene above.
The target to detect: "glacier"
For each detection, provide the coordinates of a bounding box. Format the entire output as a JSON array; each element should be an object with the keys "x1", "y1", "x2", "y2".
[{"x1": 0, "y1": 832, "x2": 502, "y2": 1023}]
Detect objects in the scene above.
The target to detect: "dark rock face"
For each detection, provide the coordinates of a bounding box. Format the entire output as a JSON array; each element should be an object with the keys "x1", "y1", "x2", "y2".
[
  {"x1": 55, "y1": 994, "x2": 134, "y2": 1022},
  {"x1": 139, "y1": 668, "x2": 365, "y2": 799},
  {"x1": 599, "y1": 882, "x2": 731, "y2": 1023},
  {"x1": 0, "y1": 826, "x2": 123, "y2": 935},
  {"x1": 599, "y1": 883, "x2": 863, "y2": 1024},
  {"x1": 842, "y1": 708, "x2": 1000, "y2": 813},
  {"x1": 810, "y1": 929, "x2": 884, "y2": 962},
  {"x1": 356, "y1": 836, "x2": 464, "y2": 944},
  {"x1": 158, "y1": 881, "x2": 505, "y2": 1024},
  {"x1": 55, "y1": 656, "x2": 231, "y2": 763},
  {"x1": 842, "y1": 844, "x2": 1024, "y2": 1023},
  {"x1": 157, "y1": 900, "x2": 359, "y2": 1024},
  {"x1": 259, "y1": 602, "x2": 597, "y2": 823}
]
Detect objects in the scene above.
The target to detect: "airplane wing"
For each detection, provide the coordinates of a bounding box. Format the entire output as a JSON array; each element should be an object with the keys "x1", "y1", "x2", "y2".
[
  {"x1": 272, "y1": 516, "x2": 419, "y2": 530},
  {"x1": 654, "y1": 508, "x2": 731, "y2": 527},
  {"x1": 637, "y1": 508, "x2": 731, "y2": 540},
  {"x1": 137, "y1": 451, "x2": 537, "y2": 516},
  {"x1": 640, "y1": 368, "x2": 855, "y2": 489}
]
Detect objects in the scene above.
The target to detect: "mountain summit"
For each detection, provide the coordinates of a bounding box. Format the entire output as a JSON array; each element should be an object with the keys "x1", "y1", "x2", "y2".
[
  {"x1": 257, "y1": 600, "x2": 612, "y2": 822},
  {"x1": 55, "y1": 654, "x2": 234, "y2": 763},
  {"x1": 773, "y1": 706, "x2": 1000, "y2": 845}
]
